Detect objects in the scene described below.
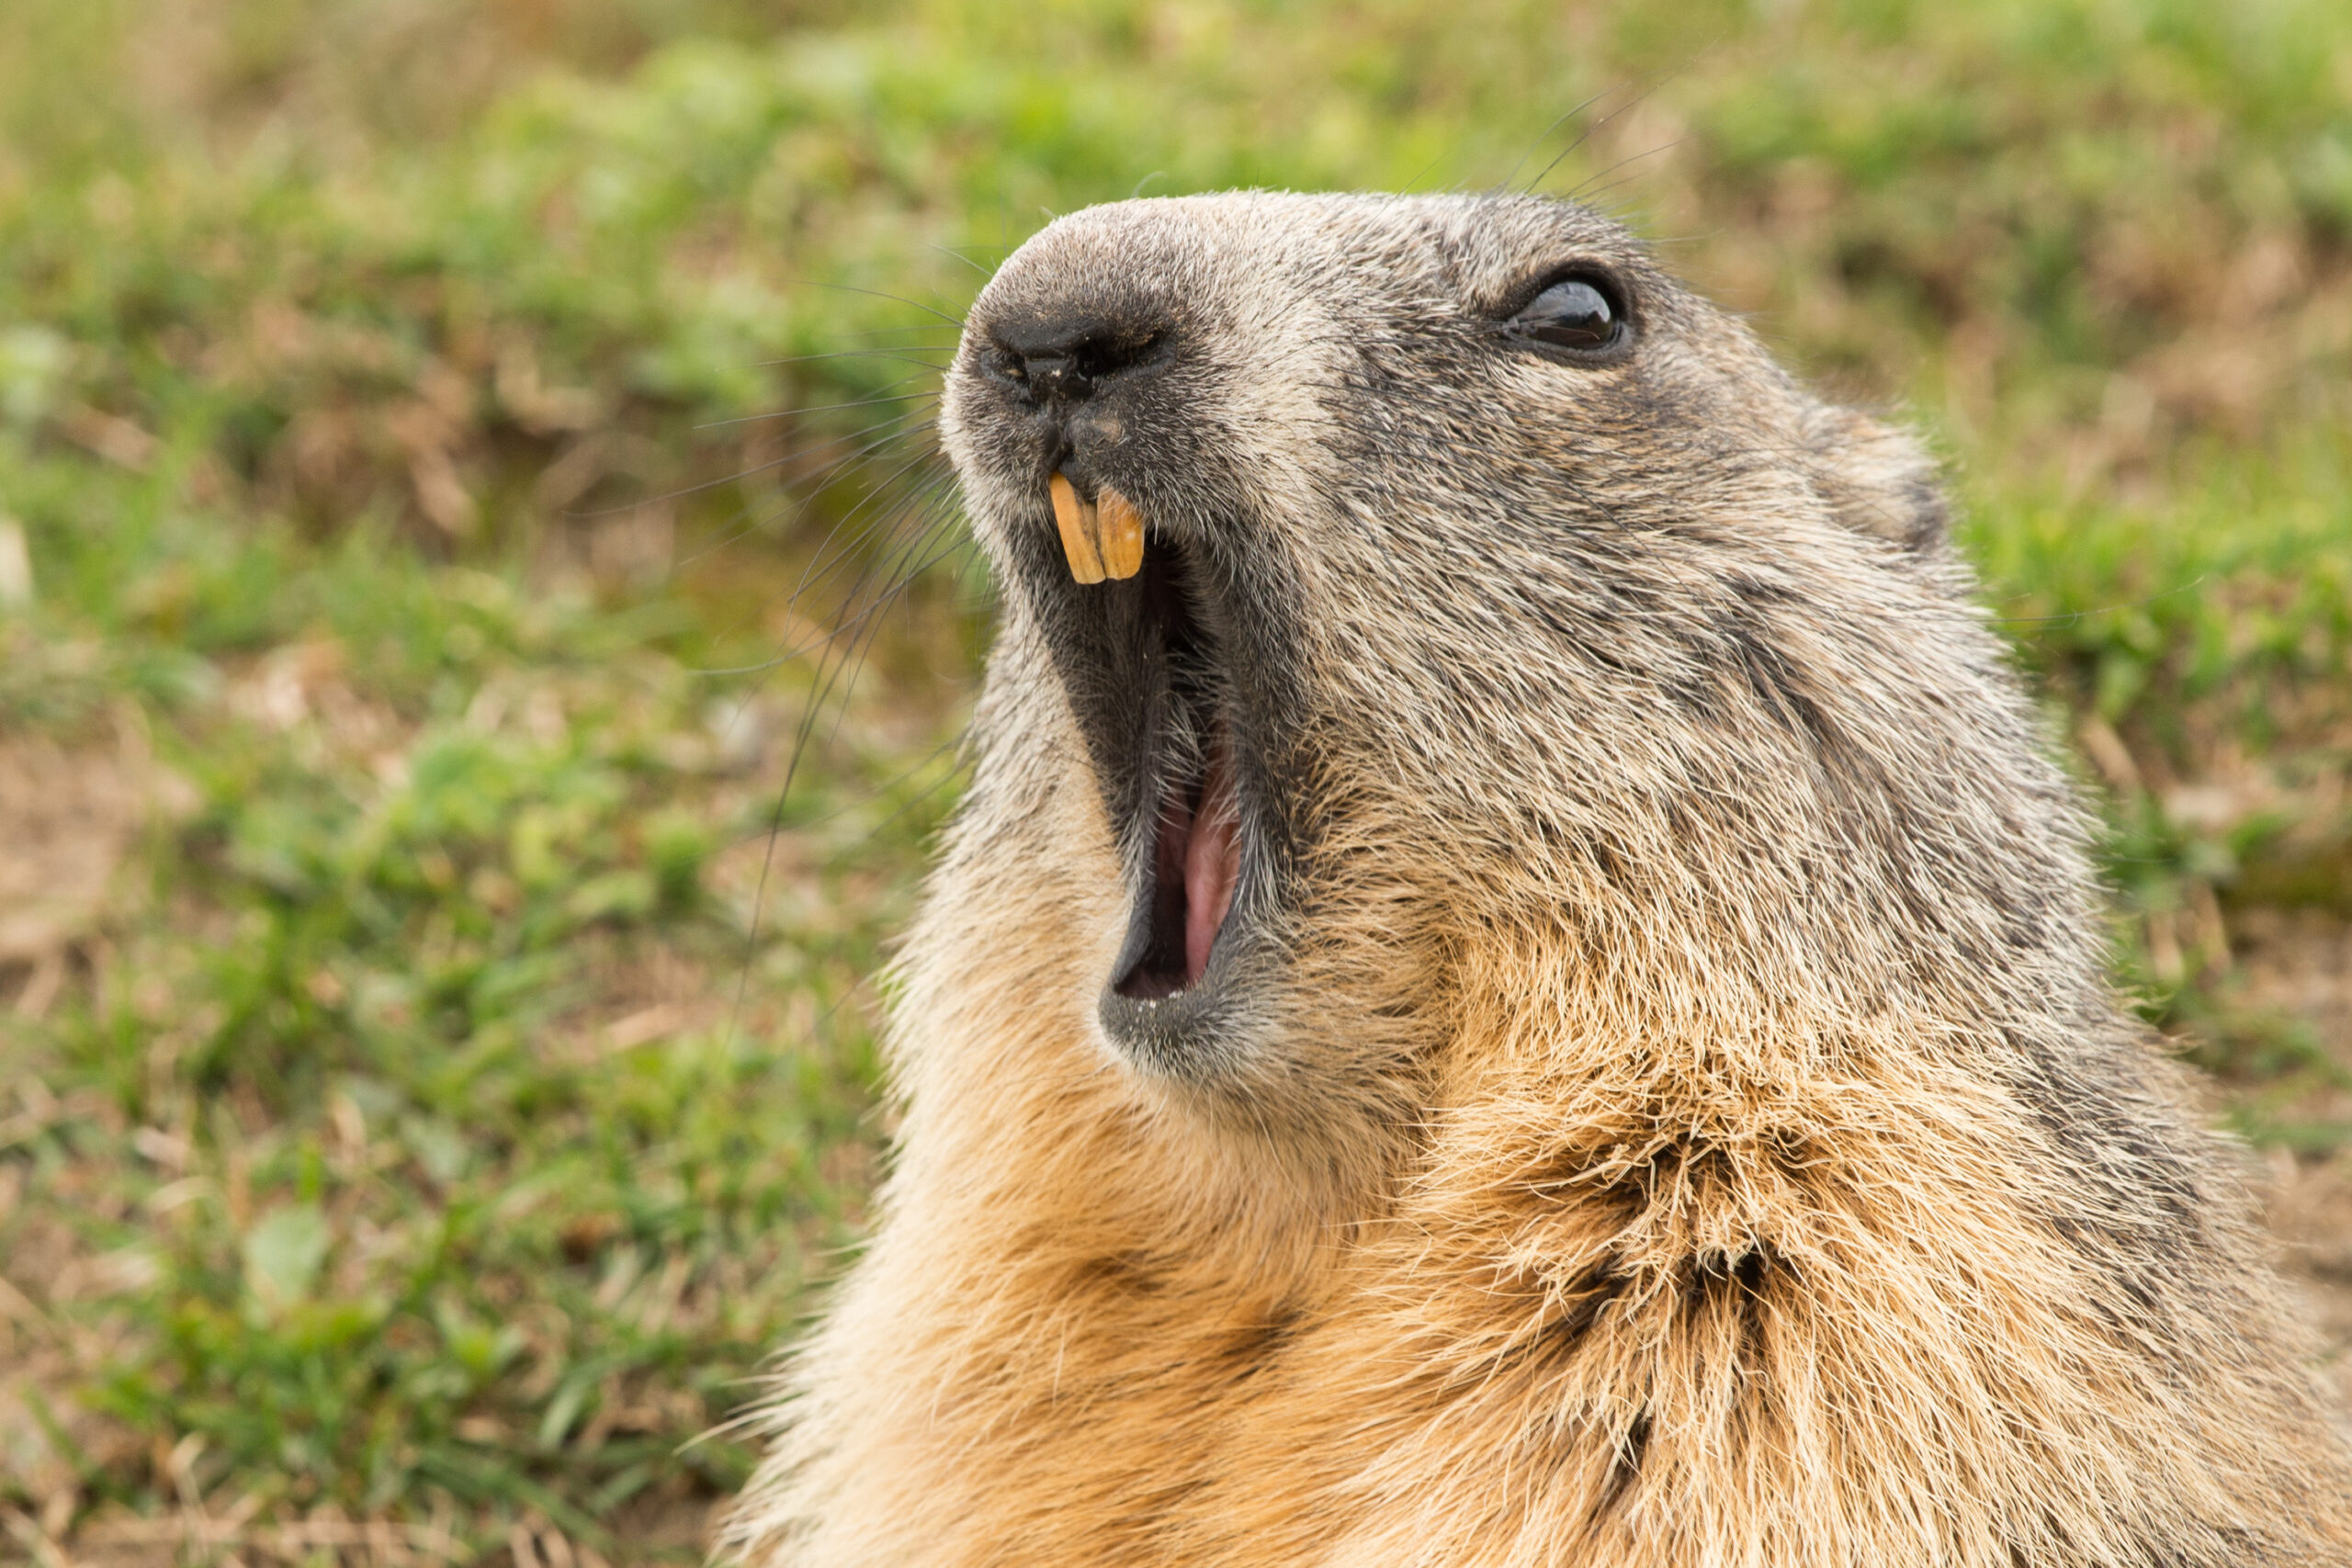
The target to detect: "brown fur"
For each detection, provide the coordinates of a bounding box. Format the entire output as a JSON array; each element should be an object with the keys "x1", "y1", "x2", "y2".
[{"x1": 722, "y1": 193, "x2": 2352, "y2": 1565}]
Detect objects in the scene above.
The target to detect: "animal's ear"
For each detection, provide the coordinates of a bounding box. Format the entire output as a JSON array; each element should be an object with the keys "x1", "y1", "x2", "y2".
[{"x1": 1800, "y1": 403, "x2": 1951, "y2": 554}]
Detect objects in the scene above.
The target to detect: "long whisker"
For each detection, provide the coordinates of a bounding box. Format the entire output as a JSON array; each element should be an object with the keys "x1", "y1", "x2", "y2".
[
  {"x1": 791, "y1": 279, "x2": 970, "y2": 330},
  {"x1": 817, "y1": 514, "x2": 971, "y2": 755},
  {"x1": 720, "y1": 472, "x2": 966, "y2": 1048},
  {"x1": 559, "y1": 416, "x2": 922, "y2": 521},
  {"x1": 667, "y1": 412, "x2": 944, "y2": 570},
  {"x1": 1500, "y1": 88, "x2": 1622, "y2": 192},
  {"x1": 693, "y1": 382, "x2": 940, "y2": 433},
  {"x1": 702, "y1": 474, "x2": 962, "y2": 678},
  {"x1": 1525, "y1": 62, "x2": 1690, "y2": 195},
  {"x1": 926, "y1": 242, "x2": 998, "y2": 279},
  {"x1": 758, "y1": 441, "x2": 954, "y2": 620},
  {"x1": 748, "y1": 347, "x2": 956, "y2": 371},
  {"x1": 1567, "y1": 140, "x2": 1690, "y2": 205}
]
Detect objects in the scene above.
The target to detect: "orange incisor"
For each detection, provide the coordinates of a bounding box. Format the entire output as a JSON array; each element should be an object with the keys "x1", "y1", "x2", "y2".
[{"x1": 1048, "y1": 473, "x2": 1145, "y2": 583}]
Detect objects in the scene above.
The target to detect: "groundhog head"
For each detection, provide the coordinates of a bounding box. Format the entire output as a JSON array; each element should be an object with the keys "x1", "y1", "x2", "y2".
[
  {"x1": 729, "y1": 190, "x2": 2352, "y2": 1568},
  {"x1": 940, "y1": 191, "x2": 2074, "y2": 1140}
]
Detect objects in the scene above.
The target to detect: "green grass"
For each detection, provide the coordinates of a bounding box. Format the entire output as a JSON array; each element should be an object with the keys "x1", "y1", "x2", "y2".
[{"x1": 3, "y1": 0, "x2": 2350, "y2": 1561}]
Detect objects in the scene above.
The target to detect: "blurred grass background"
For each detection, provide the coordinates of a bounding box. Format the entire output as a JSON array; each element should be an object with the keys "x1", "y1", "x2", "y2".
[{"x1": 1, "y1": 0, "x2": 2348, "y2": 1562}]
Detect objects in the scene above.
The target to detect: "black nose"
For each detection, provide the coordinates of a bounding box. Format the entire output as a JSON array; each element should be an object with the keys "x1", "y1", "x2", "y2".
[{"x1": 989, "y1": 311, "x2": 1164, "y2": 404}]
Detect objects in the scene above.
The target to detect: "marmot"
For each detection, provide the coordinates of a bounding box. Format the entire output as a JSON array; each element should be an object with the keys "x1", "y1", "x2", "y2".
[{"x1": 722, "y1": 192, "x2": 2352, "y2": 1565}]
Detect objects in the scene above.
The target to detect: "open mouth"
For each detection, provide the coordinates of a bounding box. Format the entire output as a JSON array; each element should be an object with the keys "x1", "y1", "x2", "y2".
[
  {"x1": 1118, "y1": 715, "x2": 1241, "y2": 998},
  {"x1": 1037, "y1": 475, "x2": 1250, "y2": 1013}
]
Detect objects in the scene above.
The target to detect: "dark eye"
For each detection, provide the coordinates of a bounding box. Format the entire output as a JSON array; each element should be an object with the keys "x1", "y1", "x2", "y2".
[{"x1": 1509, "y1": 276, "x2": 1626, "y2": 355}]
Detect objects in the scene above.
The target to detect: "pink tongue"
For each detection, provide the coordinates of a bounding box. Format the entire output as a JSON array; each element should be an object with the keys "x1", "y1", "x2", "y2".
[{"x1": 1182, "y1": 738, "x2": 1240, "y2": 987}]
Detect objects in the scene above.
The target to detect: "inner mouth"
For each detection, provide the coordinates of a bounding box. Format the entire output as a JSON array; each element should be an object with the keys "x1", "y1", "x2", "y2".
[
  {"x1": 1118, "y1": 719, "x2": 1240, "y2": 998},
  {"x1": 1108, "y1": 543, "x2": 1244, "y2": 1001}
]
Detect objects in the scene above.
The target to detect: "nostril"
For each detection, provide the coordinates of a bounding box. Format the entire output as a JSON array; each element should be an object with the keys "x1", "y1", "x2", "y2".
[
  {"x1": 1023, "y1": 353, "x2": 1091, "y2": 401},
  {"x1": 990, "y1": 312, "x2": 1166, "y2": 401}
]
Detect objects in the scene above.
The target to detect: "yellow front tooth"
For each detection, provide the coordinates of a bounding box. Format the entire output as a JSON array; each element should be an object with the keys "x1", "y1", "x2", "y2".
[
  {"x1": 1095, "y1": 486, "x2": 1145, "y2": 581},
  {"x1": 1049, "y1": 472, "x2": 1106, "y2": 584}
]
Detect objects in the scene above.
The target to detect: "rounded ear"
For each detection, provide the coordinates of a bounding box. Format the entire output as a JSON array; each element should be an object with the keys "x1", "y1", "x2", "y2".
[{"x1": 1800, "y1": 403, "x2": 1951, "y2": 554}]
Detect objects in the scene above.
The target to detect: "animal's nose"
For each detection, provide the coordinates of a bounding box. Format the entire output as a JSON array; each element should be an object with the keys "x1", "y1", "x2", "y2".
[{"x1": 990, "y1": 311, "x2": 1163, "y2": 404}]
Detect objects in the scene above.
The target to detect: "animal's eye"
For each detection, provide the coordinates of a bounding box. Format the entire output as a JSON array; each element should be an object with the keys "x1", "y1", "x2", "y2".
[{"x1": 1508, "y1": 275, "x2": 1626, "y2": 356}]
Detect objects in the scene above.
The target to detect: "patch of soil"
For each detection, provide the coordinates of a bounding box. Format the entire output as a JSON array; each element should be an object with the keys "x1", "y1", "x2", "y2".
[
  {"x1": 2233, "y1": 908, "x2": 2352, "y2": 1057},
  {"x1": 0, "y1": 732, "x2": 150, "y2": 974},
  {"x1": 2229, "y1": 908, "x2": 2352, "y2": 1404}
]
